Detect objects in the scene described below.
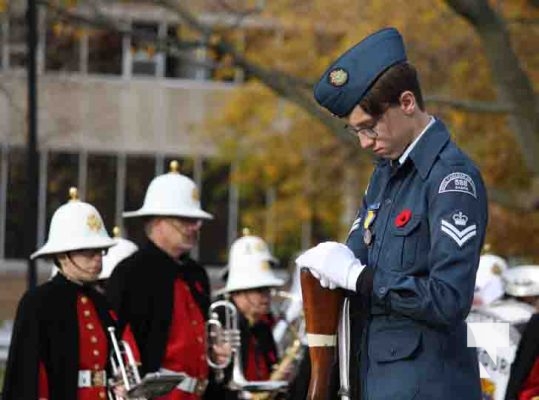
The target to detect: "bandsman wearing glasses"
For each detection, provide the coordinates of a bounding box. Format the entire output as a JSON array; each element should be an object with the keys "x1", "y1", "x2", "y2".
[
  {"x1": 296, "y1": 28, "x2": 488, "y2": 399},
  {"x1": 107, "y1": 161, "x2": 222, "y2": 399},
  {"x1": 2, "y1": 188, "x2": 140, "y2": 400}
]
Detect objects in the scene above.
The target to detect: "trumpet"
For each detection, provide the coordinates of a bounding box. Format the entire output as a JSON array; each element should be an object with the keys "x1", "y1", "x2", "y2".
[
  {"x1": 107, "y1": 326, "x2": 143, "y2": 400},
  {"x1": 206, "y1": 300, "x2": 242, "y2": 382},
  {"x1": 206, "y1": 299, "x2": 288, "y2": 396}
]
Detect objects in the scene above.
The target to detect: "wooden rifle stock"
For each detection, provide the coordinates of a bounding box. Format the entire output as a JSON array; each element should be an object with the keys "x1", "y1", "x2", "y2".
[{"x1": 300, "y1": 268, "x2": 344, "y2": 400}]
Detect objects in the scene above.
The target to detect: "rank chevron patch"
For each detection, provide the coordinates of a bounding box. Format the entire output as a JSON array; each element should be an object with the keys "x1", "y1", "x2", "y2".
[{"x1": 441, "y1": 219, "x2": 477, "y2": 247}]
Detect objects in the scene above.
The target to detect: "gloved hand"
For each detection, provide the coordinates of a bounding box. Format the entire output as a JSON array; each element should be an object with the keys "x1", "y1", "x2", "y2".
[{"x1": 295, "y1": 241, "x2": 365, "y2": 292}]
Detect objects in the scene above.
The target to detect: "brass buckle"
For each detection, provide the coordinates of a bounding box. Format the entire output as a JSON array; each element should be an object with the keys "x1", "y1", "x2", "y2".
[
  {"x1": 91, "y1": 370, "x2": 106, "y2": 387},
  {"x1": 194, "y1": 379, "x2": 208, "y2": 396}
]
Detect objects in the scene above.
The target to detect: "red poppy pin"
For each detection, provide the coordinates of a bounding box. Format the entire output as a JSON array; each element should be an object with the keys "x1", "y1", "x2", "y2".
[{"x1": 395, "y1": 209, "x2": 412, "y2": 228}]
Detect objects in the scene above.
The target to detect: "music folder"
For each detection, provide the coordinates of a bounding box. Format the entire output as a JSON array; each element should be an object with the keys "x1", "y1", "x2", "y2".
[{"x1": 126, "y1": 372, "x2": 186, "y2": 399}]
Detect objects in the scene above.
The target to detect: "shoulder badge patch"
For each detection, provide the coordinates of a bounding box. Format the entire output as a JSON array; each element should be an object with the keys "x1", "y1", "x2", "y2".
[
  {"x1": 438, "y1": 172, "x2": 477, "y2": 198},
  {"x1": 440, "y1": 211, "x2": 476, "y2": 247}
]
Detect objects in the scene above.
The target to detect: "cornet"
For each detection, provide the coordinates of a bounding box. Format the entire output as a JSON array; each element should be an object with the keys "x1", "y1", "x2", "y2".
[
  {"x1": 206, "y1": 300, "x2": 242, "y2": 382},
  {"x1": 206, "y1": 299, "x2": 288, "y2": 396},
  {"x1": 107, "y1": 326, "x2": 143, "y2": 400}
]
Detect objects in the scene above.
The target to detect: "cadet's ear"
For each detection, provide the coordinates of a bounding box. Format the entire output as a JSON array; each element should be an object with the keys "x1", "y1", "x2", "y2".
[{"x1": 399, "y1": 91, "x2": 416, "y2": 115}]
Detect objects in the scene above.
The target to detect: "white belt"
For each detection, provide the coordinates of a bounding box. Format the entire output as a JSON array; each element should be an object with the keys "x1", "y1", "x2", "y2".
[
  {"x1": 78, "y1": 369, "x2": 107, "y2": 387},
  {"x1": 160, "y1": 368, "x2": 208, "y2": 395}
]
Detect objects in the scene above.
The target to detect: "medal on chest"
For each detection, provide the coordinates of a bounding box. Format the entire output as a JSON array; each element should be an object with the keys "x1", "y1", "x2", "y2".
[{"x1": 363, "y1": 203, "x2": 380, "y2": 246}]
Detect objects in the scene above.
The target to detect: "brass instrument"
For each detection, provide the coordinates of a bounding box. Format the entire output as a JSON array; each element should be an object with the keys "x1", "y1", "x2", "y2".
[
  {"x1": 107, "y1": 326, "x2": 143, "y2": 400},
  {"x1": 271, "y1": 289, "x2": 304, "y2": 352},
  {"x1": 206, "y1": 300, "x2": 241, "y2": 382},
  {"x1": 206, "y1": 299, "x2": 289, "y2": 396},
  {"x1": 251, "y1": 338, "x2": 305, "y2": 400}
]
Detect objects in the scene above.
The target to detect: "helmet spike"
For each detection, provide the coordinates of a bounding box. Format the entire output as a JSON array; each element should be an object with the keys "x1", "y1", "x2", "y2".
[
  {"x1": 242, "y1": 227, "x2": 251, "y2": 236},
  {"x1": 68, "y1": 187, "x2": 79, "y2": 201},
  {"x1": 169, "y1": 160, "x2": 180, "y2": 173},
  {"x1": 112, "y1": 226, "x2": 121, "y2": 238}
]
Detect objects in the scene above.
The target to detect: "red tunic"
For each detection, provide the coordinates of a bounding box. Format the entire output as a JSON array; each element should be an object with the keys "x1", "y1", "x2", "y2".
[
  {"x1": 156, "y1": 278, "x2": 208, "y2": 400},
  {"x1": 519, "y1": 356, "x2": 539, "y2": 400},
  {"x1": 38, "y1": 293, "x2": 140, "y2": 400},
  {"x1": 244, "y1": 335, "x2": 271, "y2": 381},
  {"x1": 243, "y1": 316, "x2": 276, "y2": 381}
]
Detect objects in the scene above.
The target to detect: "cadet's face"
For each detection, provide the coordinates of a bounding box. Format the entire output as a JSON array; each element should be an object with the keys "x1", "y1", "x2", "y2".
[
  {"x1": 347, "y1": 103, "x2": 413, "y2": 160},
  {"x1": 59, "y1": 249, "x2": 105, "y2": 283}
]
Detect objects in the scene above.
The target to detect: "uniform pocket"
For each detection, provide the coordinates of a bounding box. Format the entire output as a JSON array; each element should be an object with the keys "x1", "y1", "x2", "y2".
[
  {"x1": 388, "y1": 214, "x2": 423, "y2": 270},
  {"x1": 370, "y1": 328, "x2": 422, "y2": 363},
  {"x1": 368, "y1": 328, "x2": 422, "y2": 399}
]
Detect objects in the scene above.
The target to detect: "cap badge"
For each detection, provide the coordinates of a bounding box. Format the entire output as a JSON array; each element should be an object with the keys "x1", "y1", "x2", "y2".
[
  {"x1": 87, "y1": 214, "x2": 102, "y2": 232},
  {"x1": 254, "y1": 240, "x2": 266, "y2": 253},
  {"x1": 328, "y1": 68, "x2": 348, "y2": 87},
  {"x1": 192, "y1": 187, "x2": 200, "y2": 202},
  {"x1": 491, "y1": 264, "x2": 502, "y2": 276}
]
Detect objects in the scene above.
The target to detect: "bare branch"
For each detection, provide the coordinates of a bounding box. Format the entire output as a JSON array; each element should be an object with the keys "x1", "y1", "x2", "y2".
[
  {"x1": 445, "y1": 0, "x2": 539, "y2": 177},
  {"x1": 506, "y1": 17, "x2": 539, "y2": 25},
  {"x1": 424, "y1": 95, "x2": 513, "y2": 113}
]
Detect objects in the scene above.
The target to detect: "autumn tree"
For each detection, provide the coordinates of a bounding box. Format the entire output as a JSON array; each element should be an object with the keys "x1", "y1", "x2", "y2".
[{"x1": 32, "y1": 0, "x2": 539, "y2": 261}]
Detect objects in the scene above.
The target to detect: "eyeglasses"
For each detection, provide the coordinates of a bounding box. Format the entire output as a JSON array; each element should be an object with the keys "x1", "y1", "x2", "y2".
[
  {"x1": 345, "y1": 125, "x2": 378, "y2": 139},
  {"x1": 70, "y1": 248, "x2": 108, "y2": 258},
  {"x1": 167, "y1": 217, "x2": 203, "y2": 231},
  {"x1": 344, "y1": 115, "x2": 383, "y2": 139}
]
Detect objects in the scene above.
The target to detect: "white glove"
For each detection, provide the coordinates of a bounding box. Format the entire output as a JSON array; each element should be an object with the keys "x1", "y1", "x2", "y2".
[{"x1": 295, "y1": 241, "x2": 365, "y2": 292}]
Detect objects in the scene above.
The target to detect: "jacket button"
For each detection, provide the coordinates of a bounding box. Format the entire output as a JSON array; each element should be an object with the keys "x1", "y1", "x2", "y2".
[
  {"x1": 379, "y1": 287, "x2": 387, "y2": 295},
  {"x1": 384, "y1": 198, "x2": 392, "y2": 205},
  {"x1": 390, "y1": 348, "x2": 397, "y2": 356}
]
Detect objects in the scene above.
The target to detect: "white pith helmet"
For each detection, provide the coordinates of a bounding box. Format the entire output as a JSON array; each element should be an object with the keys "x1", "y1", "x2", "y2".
[
  {"x1": 99, "y1": 226, "x2": 138, "y2": 280},
  {"x1": 503, "y1": 265, "x2": 539, "y2": 297},
  {"x1": 476, "y1": 253, "x2": 508, "y2": 289},
  {"x1": 123, "y1": 160, "x2": 213, "y2": 220},
  {"x1": 31, "y1": 187, "x2": 116, "y2": 260},
  {"x1": 224, "y1": 228, "x2": 284, "y2": 293},
  {"x1": 474, "y1": 248, "x2": 508, "y2": 305}
]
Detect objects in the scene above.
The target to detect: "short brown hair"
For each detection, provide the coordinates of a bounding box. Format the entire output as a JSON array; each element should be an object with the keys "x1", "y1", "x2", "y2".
[{"x1": 359, "y1": 62, "x2": 424, "y2": 117}]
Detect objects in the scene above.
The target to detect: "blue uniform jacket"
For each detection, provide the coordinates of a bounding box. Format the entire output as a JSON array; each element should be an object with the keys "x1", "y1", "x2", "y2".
[{"x1": 346, "y1": 119, "x2": 488, "y2": 400}]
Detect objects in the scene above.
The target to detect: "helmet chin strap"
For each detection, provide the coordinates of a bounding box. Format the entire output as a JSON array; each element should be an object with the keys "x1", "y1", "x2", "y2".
[
  {"x1": 243, "y1": 291, "x2": 268, "y2": 322},
  {"x1": 62, "y1": 253, "x2": 95, "y2": 284}
]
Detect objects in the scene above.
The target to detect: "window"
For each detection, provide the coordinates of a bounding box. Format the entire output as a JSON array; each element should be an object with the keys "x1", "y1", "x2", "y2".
[
  {"x1": 122, "y1": 155, "x2": 156, "y2": 245},
  {"x1": 45, "y1": 152, "x2": 79, "y2": 231},
  {"x1": 45, "y1": 19, "x2": 79, "y2": 72},
  {"x1": 5, "y1": 148, "x2": 25, "y2": 258},
  {"x1": 131, "y1": 22, "x2": 161, "y2": 76},
  {"x1": 7, "y1": 13, "x2": 25, "y2": 69},
  {"x1": 86, "y1": 154, "x2": 116, "y2": 233},
  {"x1": 88, "y1": 29, "x2": 122, "y2": 75},
  {"x1": 198, "y1": 159, "x2": 229, "y2": 265}
]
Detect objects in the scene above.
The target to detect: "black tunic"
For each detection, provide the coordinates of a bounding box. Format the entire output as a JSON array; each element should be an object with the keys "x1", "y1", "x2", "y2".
[
  {"x1": 505, "y1": 313, "x2": 539, "y2": 400},
  {"x1": 1, "y1": 274, "x2": 114, "y2": 400},
  {"x1": 106, "y1": 240, "x2": 211, "y2": 375}
]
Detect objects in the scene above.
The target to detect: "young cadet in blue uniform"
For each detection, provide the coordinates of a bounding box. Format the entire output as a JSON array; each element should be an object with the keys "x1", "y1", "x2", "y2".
[{"x1": 296, "y1": 27, "x2": 488, "y2": 400}]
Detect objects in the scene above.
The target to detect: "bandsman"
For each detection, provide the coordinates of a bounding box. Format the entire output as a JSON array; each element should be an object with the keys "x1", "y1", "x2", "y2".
[
  {"x1": 504, "y1": 265, "x2": 539, "y2": 400},
  {"x1": 106, "y1": 161, "x2": 220, "y2": 399},
  {"x1": 1, "y1": 188, "x2": 140, "y2": 400}
]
